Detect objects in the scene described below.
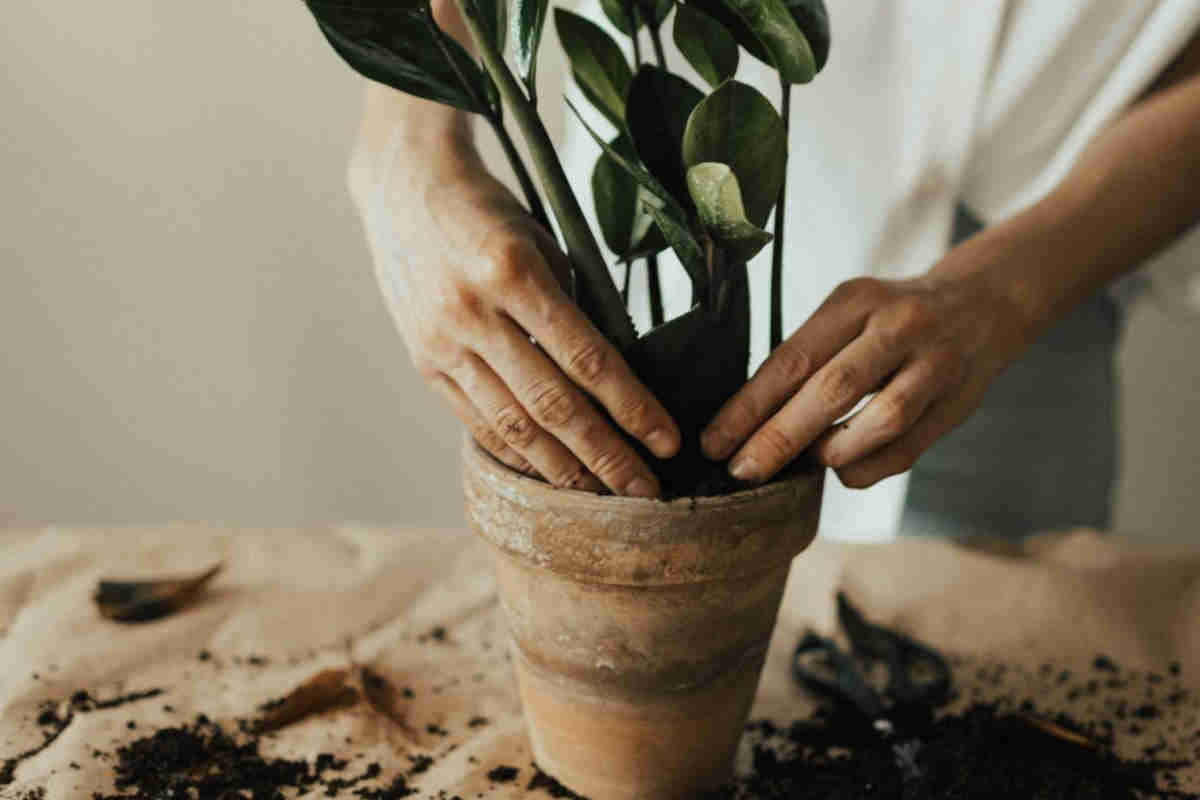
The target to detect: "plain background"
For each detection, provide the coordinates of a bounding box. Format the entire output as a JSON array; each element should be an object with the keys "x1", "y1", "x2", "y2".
[{"x1": 2, "y1": 1, "x2": 1198, "y2": 540}]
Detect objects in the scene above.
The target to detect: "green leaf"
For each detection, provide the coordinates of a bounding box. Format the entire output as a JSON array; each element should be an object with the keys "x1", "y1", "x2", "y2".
[
  {"x1": 683, "y1": 80, "x2": 786, "y2": 228},
  {"x1": 785, "y1": 0, "x2": 830, "y2": 72},
  {"x1": 511, "y1": 0, "x2": 548, "y2": 98},
  {"x1": 555, "y1": 9, "x2": 633, "y2": 126},
  {"x1": 626, "y1": 263, "x2": 750, "y2": 495},
  {"x1": 568, "y1": 100, "x2": 707, "y2": 294},
  {"x1": 600, "y1": 0, "x2": 674, "y2": 35},
  {"x1": 672, "y1": 5, "x2": 738, "y2": 88},
  {"x1": 592, "y1": 137, "x2": 666, "y2": 259},
  {"x1": 687, "y1": 163, "x2": 773, "y2": 261},
  {"x1": 625, "y1": 66, "x2": 704, "y2": 207},
  {"x1": 305, "y1": 0, "x2": 493, "y2": 113},
  {"x1": 686, "y1": 0, "x2": 815, "y2": 84}
]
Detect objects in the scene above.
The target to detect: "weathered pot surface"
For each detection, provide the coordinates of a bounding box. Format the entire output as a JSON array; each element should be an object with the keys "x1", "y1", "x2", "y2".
[{"x1": 462, "y1": 438, "x2": 824, "y2": 800}]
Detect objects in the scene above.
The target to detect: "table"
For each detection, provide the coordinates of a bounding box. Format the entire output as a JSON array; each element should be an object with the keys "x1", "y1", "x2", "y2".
[{"x1": 1, "y1": 525, "x2": 1197, "y2": 797}]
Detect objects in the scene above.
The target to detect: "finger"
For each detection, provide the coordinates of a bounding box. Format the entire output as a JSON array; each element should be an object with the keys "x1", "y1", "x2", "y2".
[
  {"x1": 476, "y1": 314, "x2": 663, "y2": 498},
  {"x1": 496, "y1": 240, "x2": 680, "y2": 460},
  {"x1": 728, "y1": 328, "x2": 909, "y2": 483},
  {"x1": 701, "y1": 279, "x2": 884, "y2": 461},
  {"x1": 813, "y1": 345, "x2": 966, "y2": 469},
  {"x1": 449, "y1": 354, "x2": 606, "y2": 494},
  {"x1": 428, "y1": 372, "x2": 535, "y2": 475},
  {"x1": 835, "y1": 391, "x2": 976, "y2": 489}
]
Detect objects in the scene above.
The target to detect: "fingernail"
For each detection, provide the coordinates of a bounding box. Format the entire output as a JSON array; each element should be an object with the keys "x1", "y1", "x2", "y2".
[
  {"x1": 729, "y1": 455, "x2": 760, "y2": 483},
  {"x1": 624, "y1": 476, "x2": 659, "y2": 498},
  {"x1": 701, "y1": 428, "x2": 732, "y2": 460},
  {"x1": 645, "y1": 428, "x2": 679, "y2": 459}
]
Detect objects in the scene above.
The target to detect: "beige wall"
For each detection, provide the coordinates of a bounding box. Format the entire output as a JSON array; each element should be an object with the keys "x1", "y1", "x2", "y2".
[{"x1": 2, "y1": 0, "x2": 1197, "y2": 540}]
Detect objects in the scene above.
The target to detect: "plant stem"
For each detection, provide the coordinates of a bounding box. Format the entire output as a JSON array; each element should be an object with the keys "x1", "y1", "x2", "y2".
[
  {"x1": 422, "y1": 11, "x2": 551, "y2": 232},
  {"x1": 622, "y1": 261, "x2": 633, "y2": 307},
  {"x1": 646, "y1": 18, "x2": 668, "y2": 67},
  {"x1": 454, "y1": 0, "x2": 636, "y2": 349},
  {"x1": 647, "y1": 255, "x2": 664, "y2": 326},
  {"x1": 486, "y1": 116, "x2": 552, "y2": 232},
  {"x1": 623, "y1": 0, "x2": 644, "y2": 66},
  {"x1": 770, "y1": 80, "x2": 792, "y2": 351}
]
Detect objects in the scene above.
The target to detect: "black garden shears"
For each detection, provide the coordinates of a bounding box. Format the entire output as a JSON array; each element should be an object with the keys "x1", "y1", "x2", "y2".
[{"x1": 792, "y1": 592, "x2": 953, "y2": 781}]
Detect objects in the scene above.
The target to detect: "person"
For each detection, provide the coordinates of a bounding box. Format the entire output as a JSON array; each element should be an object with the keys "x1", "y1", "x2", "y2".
[{"x1": 347, "y1": 1, "x2": 1200, "y2": 539}]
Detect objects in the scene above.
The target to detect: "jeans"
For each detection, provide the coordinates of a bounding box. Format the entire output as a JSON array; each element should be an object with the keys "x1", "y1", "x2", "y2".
[{"x1": 899, "y1": 206, "x2": 1123, "y2": 539}]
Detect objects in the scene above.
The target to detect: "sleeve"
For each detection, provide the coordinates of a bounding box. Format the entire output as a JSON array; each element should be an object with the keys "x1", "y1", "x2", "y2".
[{"x1": 962, "y1": 0, "x2": 1200, "y2": 315}]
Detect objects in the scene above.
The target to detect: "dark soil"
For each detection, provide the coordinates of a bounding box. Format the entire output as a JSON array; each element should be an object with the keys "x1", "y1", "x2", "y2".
[{"x1": 717, "y1": 702, "x2": 1195, "y2": 800}]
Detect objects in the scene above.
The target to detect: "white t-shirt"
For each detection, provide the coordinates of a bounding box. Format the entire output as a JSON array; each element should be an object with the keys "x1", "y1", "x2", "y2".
[{"x1": 547, "y1": 0, "x2": 1200, "y2": 539}]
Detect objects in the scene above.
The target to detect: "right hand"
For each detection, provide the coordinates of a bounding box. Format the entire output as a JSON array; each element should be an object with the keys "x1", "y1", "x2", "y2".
[{"x1": 350, "y1": 133, "x2": 680, "y2": 497}]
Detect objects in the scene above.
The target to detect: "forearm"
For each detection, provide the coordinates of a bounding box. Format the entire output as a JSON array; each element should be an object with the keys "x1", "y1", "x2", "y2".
[
  {"x1": 934, "y1": 39, "x2": 1200, "y2": 342},
  {"x1": 351, "y1": 0, "x2": 479, "y2": 180}
]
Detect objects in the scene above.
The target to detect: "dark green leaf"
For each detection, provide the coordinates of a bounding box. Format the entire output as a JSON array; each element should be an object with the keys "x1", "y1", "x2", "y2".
[
  {"x1": 600, "y1": 0, "x2": 674, "y2": 35},
  {"x1": 555, "y1": 9, "x2": 633, "y2": 125},
  {"x1": 672, "y1": 4, "x2": 739, "y2": 88},
  {"x1": 625, "y1": 66, "x2": 704, "y2": 206},
  {"x1": 686, "y1": 0, "x2": 815, "y2": 84},
  {"x1": 511, "y1": 0, "x2": 548, "y2": 97},
  {"x1": 627, "y1": 262, "x2": 749, "y2": 495},
  {"x1": 683, "y1": 80, "x2": 786, "y2": 227},
  {"x1": 592, "y1": 137, "x2": 666, "y2": 259},
  {"x1": 305, "y1": 0, "x2": 492, "y2": 113},
  {"x1": 569, "y1": 100, "x2": 707, "y2": 294},
  {"x1": 687, "y1": 163, "x2": 773, "y2": 261},
  {"x1": 785, "y1": 0, "x2": 830, "y2": 72}
]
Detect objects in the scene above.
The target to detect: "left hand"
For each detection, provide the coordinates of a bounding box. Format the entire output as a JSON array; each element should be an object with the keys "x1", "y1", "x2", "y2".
[{"x1": 700, "y1": 269, "x2": 1032, "y2": 489}]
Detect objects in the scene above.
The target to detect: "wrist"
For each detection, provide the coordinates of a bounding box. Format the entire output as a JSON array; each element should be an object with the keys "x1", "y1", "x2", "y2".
[{"x1": 922, "y1": 207, "x2": 1069, "y2": 362}]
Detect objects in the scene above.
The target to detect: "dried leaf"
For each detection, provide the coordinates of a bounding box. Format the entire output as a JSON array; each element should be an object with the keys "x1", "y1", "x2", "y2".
[
  {"x1": 360, "y1": 666, "x2": 416, "y2": 734},
  {"x1": 1018, "y1": 713, "x2": 1104, "y2": 750},
  {"x1": 94, "y1": 563, "x2": 223, "y2": 623},
  {"x1": 257, "y1": 669, "x2": 359, "y2": 733}
]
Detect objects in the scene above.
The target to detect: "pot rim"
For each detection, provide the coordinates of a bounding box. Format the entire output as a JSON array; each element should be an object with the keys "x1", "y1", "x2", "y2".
[{"x1": 463, "y1": 435, "x2": 821, "y2": 512}]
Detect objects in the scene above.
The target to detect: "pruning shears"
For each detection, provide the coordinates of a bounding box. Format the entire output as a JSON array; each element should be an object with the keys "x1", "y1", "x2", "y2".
[{"x1": 792, "y1": 592, "x2": 953, "y2": 781}]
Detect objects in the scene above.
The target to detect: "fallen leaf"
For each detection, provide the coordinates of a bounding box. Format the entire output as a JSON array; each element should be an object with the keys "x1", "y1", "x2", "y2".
[
  {"x1": 360, "y1": 666, "x2": 416, "y2": 734},
  {"x1": 257, "y1": 668, "x2": 359, "y2": 733},
  {"x1": 1018, "y1": 713, "x2": 1104, "y2": 750},
  {"x1": 94, "y1": 563, "x2": 223, "y2": 622}
]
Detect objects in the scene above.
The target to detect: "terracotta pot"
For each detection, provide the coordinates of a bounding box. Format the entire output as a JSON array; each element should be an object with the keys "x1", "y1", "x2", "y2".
[{"x1": 462, "y1": 439, "x2": 824, "y2": 800}]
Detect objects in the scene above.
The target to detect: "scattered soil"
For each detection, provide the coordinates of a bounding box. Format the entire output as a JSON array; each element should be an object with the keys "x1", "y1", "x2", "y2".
[{"x1": 720, "y1": 703, "x2": 1194, "y2": 800}]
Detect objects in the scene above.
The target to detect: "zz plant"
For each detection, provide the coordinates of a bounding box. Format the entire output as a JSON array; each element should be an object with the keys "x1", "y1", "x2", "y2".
[{"x1": 304, "y1": 0, "x2": 831, "y2": 494}]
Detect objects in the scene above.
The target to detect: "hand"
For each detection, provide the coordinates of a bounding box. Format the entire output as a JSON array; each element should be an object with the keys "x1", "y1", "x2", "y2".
[
  {"x1": 700, "y1": 264, "x2": 1032, "y2": 489},
  {"x1": 352, "y1": 136, "x2": 680, "y2": 497}
]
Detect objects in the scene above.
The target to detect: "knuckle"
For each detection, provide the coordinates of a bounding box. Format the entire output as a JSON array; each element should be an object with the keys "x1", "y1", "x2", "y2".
[
  {"x1": 875, "y1": 296, "x2": 934, "y2": 352},
  {"x1": 835, "y1": 277, "x2": 884, "y2": 306},
  {"x1": 473, "y1": 425, "x2": 511, "y2": 456},
  {"x1": 817, "y1": 363, "x2": 862, "y2": 413},
  {"x1": 494, "y1": 404, "x2": 537, "y2": 449},
  {"x1": 874, "y1": 391, "x2": 914, "y2": 438},
  {"x1": 892, "y1": 296, "x2": 936, "y2": 336},
  {"x1": 565, "y1": 338, "x2": 609, "y2": 386},
  {"x1": 723, "y1": 395, "x2": 760, "y2": 433},
  {"x1": 755, "y1": 425, "x2": 797, "y2": 465},
  {"x1": 931, "y1": 345, "x2": 968, "y2": 386},
  {"x1": 526, "y1": 380, "x2": 576, "y2": 428},
  {"x1": 482, "y1": 236, "x2": 534, "y2": 293},
  {"x1": 551, "y1": 463, "x2": 590, "y2": 491},
  {"x1": 768, "y1": 344, "x2": 811, "y2": 386},
  {"x1": 434, "y1": 283, "x2": 485, "y2": 325},
  {"x1": 613, "y1": 392, "x2": 654, "y2": 435},
  {"x1": 587, "y1": 445, "x2": 636, "y2": 484}
]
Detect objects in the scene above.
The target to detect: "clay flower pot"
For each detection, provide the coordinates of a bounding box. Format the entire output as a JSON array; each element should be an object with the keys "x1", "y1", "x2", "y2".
[{"x1": 462, "y1": 439, "x2": 824, "y2": 799}]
